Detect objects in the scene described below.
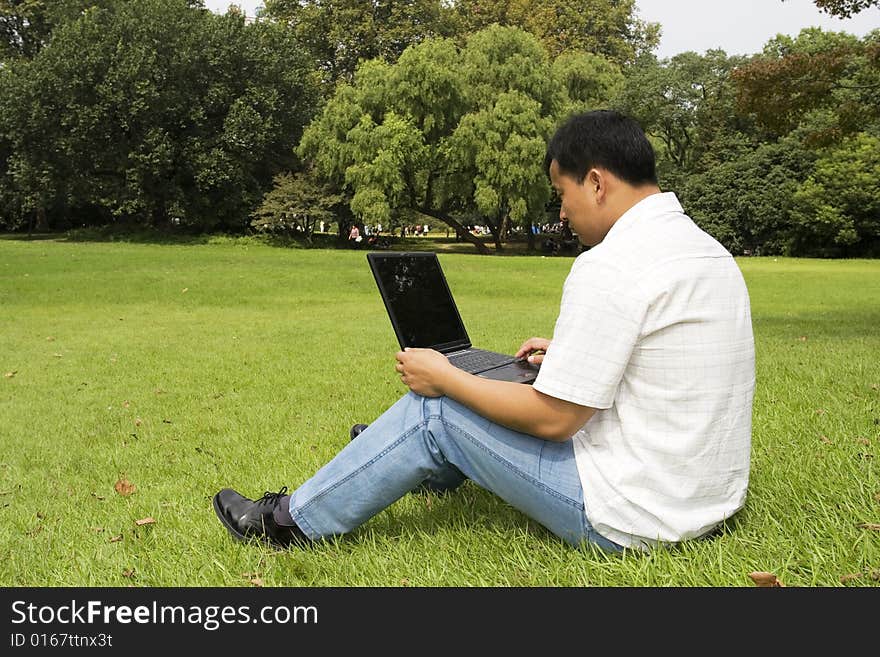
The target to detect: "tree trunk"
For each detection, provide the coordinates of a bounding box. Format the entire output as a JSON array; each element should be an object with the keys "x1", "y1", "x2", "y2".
[
  {"x1": 418, "y1": 207, "x2": 491, "y2": 254},
  {"x1": 34, "y1": 207, "x2": 49, "y2": 232},
  {"x1": 486, "y1": 216, "x2": 505, "y2": 252}
]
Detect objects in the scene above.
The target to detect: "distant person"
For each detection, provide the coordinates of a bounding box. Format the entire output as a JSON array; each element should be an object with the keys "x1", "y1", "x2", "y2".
[
  {"x1": 348, "y1": 225, "x2": 361, "y2": 244},
  {"x1": 214, "y1": 110, "x2": 755, "y2": 553}
]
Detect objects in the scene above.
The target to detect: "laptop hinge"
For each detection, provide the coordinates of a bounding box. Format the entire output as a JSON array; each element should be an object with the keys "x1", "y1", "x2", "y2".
[{"x1": 434, "y1": 341, "x2": 471, "y2": 355}]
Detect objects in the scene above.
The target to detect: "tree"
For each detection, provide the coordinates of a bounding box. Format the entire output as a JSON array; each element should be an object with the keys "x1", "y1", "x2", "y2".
[
  {"x1": 789, "y1": 133, "x2": 880, "y2": 256},
  {"x1": 262, "y1": 0, "x2": 656, "y2": 89},
  {"x1": 297, "y1": 26, "x2": 597, "y2": 253},
  {"x1": 795, "y1": 0, "x2": 880, "y2": 18},
  {"x1": 0, "y1": 0, "x2": 319, "y2": 231},
  {"x1": 446, "y1": 90, "x2": 552, "y2": 249},
  {"x1": 733, "y1": 28, "x2": 880, "y2": 144},
  {"x1": 449, "y1": 0, "x2": 659, "y2": 66},
  {"x1": 1, "y1": 0, "x2": 108, "y2": 60},
  {"x1": 551, "y1": 50, "x2": 625, "y2": 118},
  {"x1": 680, "y1": 137, "x2": 816, "y2": 256},
  {"x1": 262, "y1": 0, "x2": 455, "y2": 87},
  {"x1": 615, "y1": 49, "x2": 752, "y2": 186},
  {"x1": 0, "y1": 0, "x2": 206, "y2": 61},
  {"x1": 250, "y1": 169, "x2": 344, "y2": 241}
]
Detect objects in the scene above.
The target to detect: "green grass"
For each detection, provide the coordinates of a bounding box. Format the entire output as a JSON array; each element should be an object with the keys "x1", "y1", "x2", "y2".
[{"x1": 1, "y1": 236, "x2": 878, "y2": 587}]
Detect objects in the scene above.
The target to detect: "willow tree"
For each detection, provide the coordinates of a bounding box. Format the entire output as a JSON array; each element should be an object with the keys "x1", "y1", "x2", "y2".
[{"x1": 297, "y1": 25, "x2": 621, "y2": 252}]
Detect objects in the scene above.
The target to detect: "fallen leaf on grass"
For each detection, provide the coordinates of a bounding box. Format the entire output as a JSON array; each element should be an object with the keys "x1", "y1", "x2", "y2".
[
  {"x1": 241, "y1": 572, "x2": 263, "y2": 587},
  {"x1": 134, "y1": 418, "x2": 143, "y2": 426},
  {"x1": 839, "y1": 573, "x2": 862, "y2": 584},
  {"x1": 114, "y1": 478, "x2": 136, "y2": 497},
  {"x1": 134, "y1": 517, "x2": 156, "y2": 526},
  {"x1": 45, "y1": 336, "x2": 55, "y2": 342},
  {"x1": 797, "y1": 336, "x2": 808, "y2": 342},
  {"x1": 874, "y1": 491, "x2": 880, "y2": 503},
  {"x1": 109, "y1": 535, "x2": 123, "y2": 543},
  {"x1": 820, "y1": 435, "x2": 832, "y2": 444},
  {"x1": 748, "y1": 571, "x2": 785, "y2": 587},
  {"x1": 857, "y1": 437, "x2": 871, "y2": 446},
  {"x1": 857, "y1": 522, "x2": 880, "y2": 531},
  {"x1": 122, "y1": 568, "x2": 135, "y2": 578},
  {"x1": 4, "y1": 371, "x2": 17, "y2": 378}
]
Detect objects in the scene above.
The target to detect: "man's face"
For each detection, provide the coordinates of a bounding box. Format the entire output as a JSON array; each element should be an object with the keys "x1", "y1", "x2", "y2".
[{"x1": 549, "y1": 159, "x2": 605, "y2": 247}]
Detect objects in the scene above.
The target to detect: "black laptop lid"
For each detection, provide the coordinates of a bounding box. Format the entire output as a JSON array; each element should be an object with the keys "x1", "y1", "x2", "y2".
[{"x1": 367, "y1": 252, "x2": 471, "y2": 353}]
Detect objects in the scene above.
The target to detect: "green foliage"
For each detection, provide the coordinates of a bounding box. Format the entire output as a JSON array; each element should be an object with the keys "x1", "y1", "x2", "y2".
[
  {"x1": 449, "y1": 0, "x2": 659, "y2": 66},
  {"x1": 250, "y1": 170, "x2": 344, "y2": 240},
  {"x1": 447, "y1": 91, "x2": 551, "y2": 234},
  {"x1": 790, "y1": 133, "x2": 880, "y2": 257},
  {"x1": 613, "y1": 29, "x2": 879, "y2": 259},
  {"x1": 734, "y1": 28, "x2": 880, "y2": 142},
  {"x1": 460, "y1": 23, "x2": 557, "y2": 113},
  {"x1": 2, "y1": 1, "x2": 878, "y2": 257},
  {"x1": 0, "y1": 0, "x2": 113, "y2": 60},
  {"x1": 262, "y1": 0, "x2": 457, "y2": 87},
  {"x1": 551, "y1": 50, "x2": 625, "y2": 117},
  {"x1": 0, "y1": 0, "x2": 319, "y2": 231},
  {"x1": 681, "y1": 138, "x2": 816, "y2": 256},
  {"x1": 297, "y1": 25, "x2": 617, "y2": 251},
  {"x1": 809, "y1": 0, "x2": 880, "y2": 17},
  {"x1": 262, "y1": 0, "x2": 655, "y2": 89},
  {"x1": 616, "y1": 50, "x2": 752, "y2": 175}
]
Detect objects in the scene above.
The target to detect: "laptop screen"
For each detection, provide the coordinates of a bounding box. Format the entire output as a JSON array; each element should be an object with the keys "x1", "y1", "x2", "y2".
[{"x1": 368, "y1": 252, "x2": 470, "y2": 351}]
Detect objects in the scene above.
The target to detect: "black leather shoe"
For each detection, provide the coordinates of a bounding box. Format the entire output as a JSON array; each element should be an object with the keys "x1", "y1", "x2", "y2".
[
  {"x1": 349, "y1": 423, "x2": 369, "y2": 441},
  {"x1": 213, "y1": 486, "x2": 308, "y2": 548}
]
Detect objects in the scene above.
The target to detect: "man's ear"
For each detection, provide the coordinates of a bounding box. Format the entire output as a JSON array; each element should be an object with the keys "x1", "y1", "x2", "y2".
[{"x1": 587, "y1": 168, "x2": 603, "y2": 197}]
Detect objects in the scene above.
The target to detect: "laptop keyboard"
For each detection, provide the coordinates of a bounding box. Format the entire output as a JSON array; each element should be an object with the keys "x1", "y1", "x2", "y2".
[{"x1": 446, "y1": 349, "x2": 516, "y2": 373}]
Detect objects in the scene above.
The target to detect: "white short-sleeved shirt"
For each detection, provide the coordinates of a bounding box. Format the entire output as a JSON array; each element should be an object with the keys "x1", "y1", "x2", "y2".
[{"x1": 533, "y1": 192, "x2": 755, "y2": 550}]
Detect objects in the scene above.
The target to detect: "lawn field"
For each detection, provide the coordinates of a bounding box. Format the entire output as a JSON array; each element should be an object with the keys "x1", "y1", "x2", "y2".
[{"x1": 1, "y1": 236, "x2": 878, "y2": 586}]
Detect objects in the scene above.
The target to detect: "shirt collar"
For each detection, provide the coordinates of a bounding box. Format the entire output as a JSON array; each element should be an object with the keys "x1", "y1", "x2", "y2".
[{"x1": 603, "y1": 192, "x2": 682, "y2": 243}]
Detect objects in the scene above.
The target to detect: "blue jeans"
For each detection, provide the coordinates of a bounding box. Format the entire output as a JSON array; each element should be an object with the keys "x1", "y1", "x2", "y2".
[{"x1": 288, "y1": 392, "x2": 622, "y2": 551}]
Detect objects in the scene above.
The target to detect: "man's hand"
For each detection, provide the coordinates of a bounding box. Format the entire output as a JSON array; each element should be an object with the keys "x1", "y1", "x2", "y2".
[
  {"x1": 515, "y1": 337, "x2": 551, "y2": 365},
  {"x1": 396, "y1": 339, "x2": 593, "y2": 441},
  {"x1": 395, "y1": 348, "x2": 459, "y2": 397}
]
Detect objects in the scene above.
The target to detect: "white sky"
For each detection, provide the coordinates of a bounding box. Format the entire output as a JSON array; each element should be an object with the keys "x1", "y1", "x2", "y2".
[
  {"x1": 636, "y1": 0, "x2": 879, "y2": 58},
  {"x1": 203, "y1": 0, "x2": 879, "y2": 59}
]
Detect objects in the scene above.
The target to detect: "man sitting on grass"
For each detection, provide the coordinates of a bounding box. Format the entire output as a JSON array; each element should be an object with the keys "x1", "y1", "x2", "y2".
[{"x1": 213, "y1": 110, "x2": 756, "y2": 552}]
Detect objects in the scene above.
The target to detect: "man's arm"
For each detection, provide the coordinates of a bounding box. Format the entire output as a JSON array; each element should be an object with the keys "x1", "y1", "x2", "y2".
[{"x1": 395, "y1": 346, "x2": 595, "y2": 442}]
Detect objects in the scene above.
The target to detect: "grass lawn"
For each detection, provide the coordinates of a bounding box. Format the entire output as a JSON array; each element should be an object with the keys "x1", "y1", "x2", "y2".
[{"x1": 1, "y1": 235, "x2": 878, "y2": 586}]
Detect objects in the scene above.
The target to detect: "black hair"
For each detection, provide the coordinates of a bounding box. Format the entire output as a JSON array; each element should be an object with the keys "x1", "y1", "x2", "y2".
[{"x1": 544, "y1": 110, "x2": 657, "y2": 186}]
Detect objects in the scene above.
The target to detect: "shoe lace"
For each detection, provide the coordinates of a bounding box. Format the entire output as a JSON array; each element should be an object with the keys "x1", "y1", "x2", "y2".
[{"x1": 256, "y1": 486, "x2": 288, "y2": 507}]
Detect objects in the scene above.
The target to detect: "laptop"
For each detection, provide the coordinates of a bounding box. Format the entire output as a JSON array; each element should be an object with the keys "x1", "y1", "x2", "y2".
[{"x1": 367, "y1": 251, "x2": 540, "y2": 384}]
